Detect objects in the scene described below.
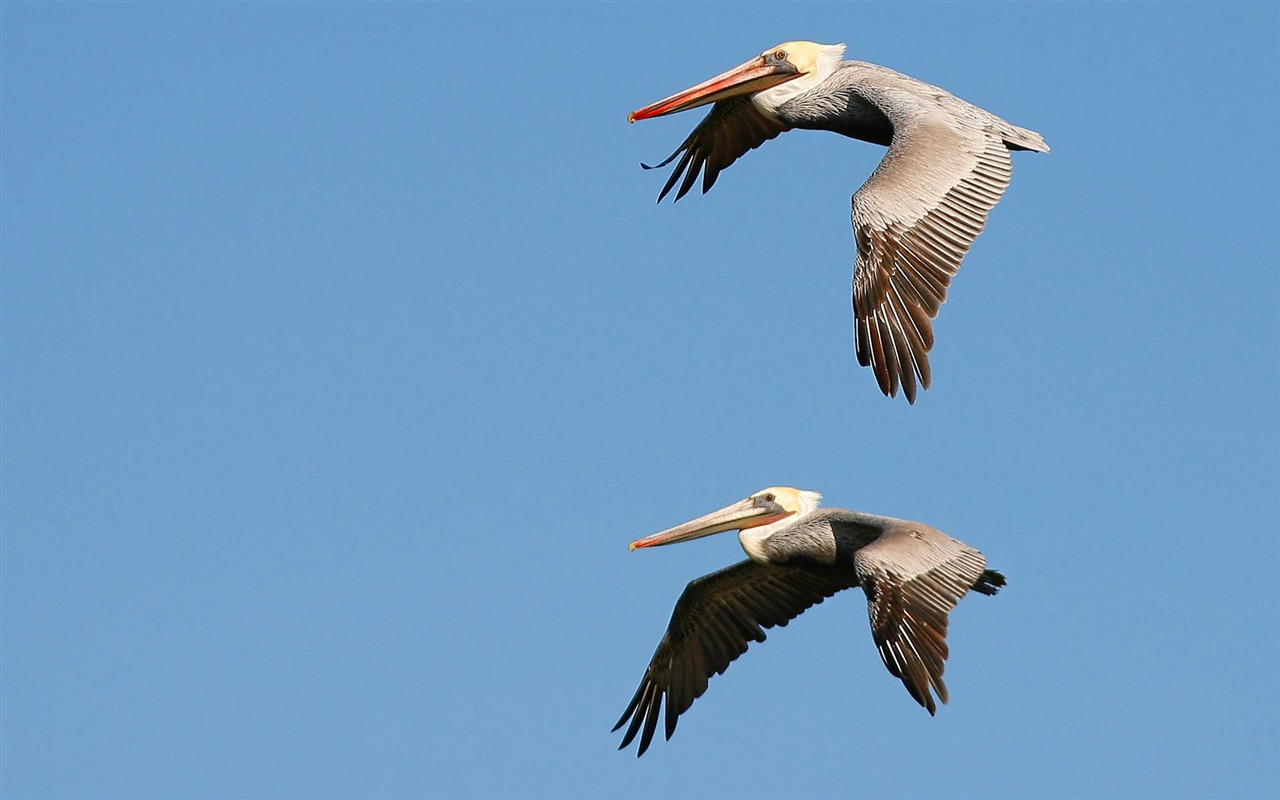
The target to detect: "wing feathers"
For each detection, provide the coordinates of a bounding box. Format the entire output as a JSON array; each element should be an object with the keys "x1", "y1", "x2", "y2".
[
  {"x1": 643, "y1": 96, "x2": 790, "y2": 203},
  {"x1": 614, "y1": 561, "x2": 851, "y2": 756},
  {"x1": 852, "y1": 118, "x2": 1016, "y2": 403},
  {"x1": 616, "y1": 522, "x2": 1006, "y2": 754},
  {"x1": 854, "y1": 527, "x2": 992, "y2": 713}
]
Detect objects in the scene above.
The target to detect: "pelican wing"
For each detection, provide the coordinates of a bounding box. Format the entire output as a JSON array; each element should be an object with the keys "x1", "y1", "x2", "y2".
[
  {"x1": 613, "y1": 560, "x2": 852, "y2": 756},
  {"x1": 851, "y1": 110, "x2": 1015, "y2": 403},
  {"x1": 644, "y1": 96, "x2": 790, "y2": 202},
  {"x1": 852, "y1": 525, "x2": 996, "y2": 713}
]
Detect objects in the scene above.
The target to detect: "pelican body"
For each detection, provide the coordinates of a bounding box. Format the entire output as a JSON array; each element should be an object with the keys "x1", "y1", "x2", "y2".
[
  {"x1": 630, "y1": 42, "x2": 1049, "y2": 403},
  {"x1": 614, "y1": 487, "x2": 1005, "y2": 756}
]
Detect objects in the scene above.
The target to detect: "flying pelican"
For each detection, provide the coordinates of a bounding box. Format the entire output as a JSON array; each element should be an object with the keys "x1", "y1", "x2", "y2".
[
  {"x1": 614, "y1": 486, "x2": 1005, "y2": 756},
  {"x1": 629, "y1": 42, "x2": 1049, "y2": 403}
]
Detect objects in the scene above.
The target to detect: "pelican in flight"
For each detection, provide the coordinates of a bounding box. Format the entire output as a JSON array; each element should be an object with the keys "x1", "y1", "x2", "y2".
[
  {"x1": 629, "y1": 42, "x2": 1049, "y2": 403},
  {"x1": 614, "y1": 486, "x2": 1005, "y2": 756}
]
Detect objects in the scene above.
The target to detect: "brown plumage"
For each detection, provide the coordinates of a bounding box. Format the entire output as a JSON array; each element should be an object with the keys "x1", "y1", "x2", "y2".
[
  {"x1": 630, "y1": 41, "x2": 1048, "y2": 402},
  {"x1": 615, "y1": 487, "x2": 1006, "y2": 756}
]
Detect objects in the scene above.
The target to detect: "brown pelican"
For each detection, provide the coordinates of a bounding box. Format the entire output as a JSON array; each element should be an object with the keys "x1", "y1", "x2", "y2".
[
  {"x1": 629, "y1": 42, "x2": 1049, "y2": 403},
  {"x1": 614, "y1": 486, "x2": 1005, "y2": 756}
]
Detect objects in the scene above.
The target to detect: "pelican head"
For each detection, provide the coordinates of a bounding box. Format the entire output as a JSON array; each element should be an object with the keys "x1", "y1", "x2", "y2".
[
  {"x1": 629, "y1": 41, "x2": 846, "y2": 122},
  {"x1": 628, "y1": 486, "x2": 823, "y2": 550}
]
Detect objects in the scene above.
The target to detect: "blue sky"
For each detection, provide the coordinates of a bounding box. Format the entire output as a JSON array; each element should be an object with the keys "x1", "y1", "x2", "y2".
[{"x1": 3, "y1": 2, "x2": 1277, "y2": 798}]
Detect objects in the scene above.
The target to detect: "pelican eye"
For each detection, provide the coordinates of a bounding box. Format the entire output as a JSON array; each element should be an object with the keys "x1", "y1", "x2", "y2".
[
  {"x1": 763, "y1": 493, "x2": 776, "y2": 502},
  {"x1": 774, "y1": 50, "x2": 787, "y2": 61}
]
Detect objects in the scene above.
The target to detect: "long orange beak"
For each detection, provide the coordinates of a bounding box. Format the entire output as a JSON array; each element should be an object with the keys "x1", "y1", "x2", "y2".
[
  {"x1": 628, "y1": 497, "x2": 788, "y2": 550},
  {"x1": 628, "y1": 55, "x2": 801, "y2": 122}
]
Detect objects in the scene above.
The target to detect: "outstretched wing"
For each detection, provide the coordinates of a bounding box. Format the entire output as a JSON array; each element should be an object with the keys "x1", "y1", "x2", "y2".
[
  {"x1": 643, "y1": 96, "x2": 791, "y2": 202},
  {"x1": 852, "y1": 524, "x2": 998, "y2": 713},
  {"x1": 851, "y1": 109, "x2": 1016, "y2": 403},
  {"x1": 614, "y1": 560, "x2": 852, "y2": 756}
]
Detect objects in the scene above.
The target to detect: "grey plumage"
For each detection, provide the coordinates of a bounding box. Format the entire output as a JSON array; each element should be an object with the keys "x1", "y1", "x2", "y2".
[
  {"x1": 615, "y1": 490, "x2": 1005, "y2": 756},
  {"x1": 633, "y1": 44, "x2": 1048, "y2": 402}
]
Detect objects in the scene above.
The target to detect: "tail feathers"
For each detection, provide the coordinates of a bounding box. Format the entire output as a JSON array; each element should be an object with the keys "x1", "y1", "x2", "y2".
[
  {"x1": 1003, "y1": 124, "x2": 1050, "y2": 153},
  {"x1": 971, "y1": 569, "x2": 1006, "y2": 596}
]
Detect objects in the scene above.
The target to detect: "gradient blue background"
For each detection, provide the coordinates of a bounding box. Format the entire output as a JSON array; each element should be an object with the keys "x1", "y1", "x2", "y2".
[{"x1": 4, "y1": 2, "x2": 1277, "y2": 798}]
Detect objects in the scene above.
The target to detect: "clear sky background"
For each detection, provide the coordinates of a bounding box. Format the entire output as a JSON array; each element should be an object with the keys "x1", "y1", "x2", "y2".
[{"x1": 4, "y1": 2, "x2": 1277, "y2": 798}]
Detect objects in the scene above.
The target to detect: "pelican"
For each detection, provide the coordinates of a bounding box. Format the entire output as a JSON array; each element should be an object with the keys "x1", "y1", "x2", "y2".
[
  {"x1": 629, "y1": 42, "x2": 1049, "y2": 403},
  {"x1": 614, "y1": 486, "x2": 1005, "y2": 756}
]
